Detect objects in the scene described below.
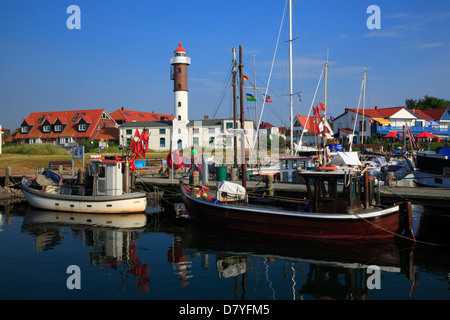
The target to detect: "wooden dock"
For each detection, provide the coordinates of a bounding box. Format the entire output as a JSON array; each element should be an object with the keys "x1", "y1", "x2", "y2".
[
  {"x1": 378, "y1": 185, "x2": 450, "y2": 207},
  {"x1": 2, "y1": 170, "x2": 449, "y2": 208}
]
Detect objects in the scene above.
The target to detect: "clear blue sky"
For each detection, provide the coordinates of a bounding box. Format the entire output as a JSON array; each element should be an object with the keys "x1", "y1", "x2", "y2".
[{"x1": 1, "y1": 0, "x2": 449, "y2": 130}]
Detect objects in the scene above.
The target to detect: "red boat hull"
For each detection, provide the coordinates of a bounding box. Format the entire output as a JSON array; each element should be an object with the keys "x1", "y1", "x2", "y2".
[{"x1": 181, "y1": 188, "x2": 404, "y2": 240}]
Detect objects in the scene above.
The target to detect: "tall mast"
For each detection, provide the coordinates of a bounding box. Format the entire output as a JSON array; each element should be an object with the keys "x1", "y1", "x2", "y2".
[
  {"x1": 232, "y1": 48, "x2": 238, "y2": 168},
  {"x1": 324, "y1": 52, "x2": 328, "y2": 120},
  {"x1": 239, "y1": 45, "x2": 247, "y2": 189},
  {"x1": 361, "y1": 67, "x2": 367, "y2": 145},
  {"x1": 253, "y1": 55, "x2": 258, "y2": 125},
  {"x1": 289, "y1": 0, "x2": 294, "y2": 156}
]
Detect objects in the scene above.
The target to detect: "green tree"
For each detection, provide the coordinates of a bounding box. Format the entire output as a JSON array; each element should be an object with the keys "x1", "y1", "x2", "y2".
[
  {"x1": 406, "y1": 95, "x2": 450, "y2": 110},
  {"x1": 405, "y1": 98, "x2": 417, "y2": 109}
]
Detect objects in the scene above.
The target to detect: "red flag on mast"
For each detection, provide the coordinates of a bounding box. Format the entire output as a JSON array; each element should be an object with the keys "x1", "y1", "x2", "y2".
[{"x1": 313, "y1": 105, "x2": 320, "y2": 116}]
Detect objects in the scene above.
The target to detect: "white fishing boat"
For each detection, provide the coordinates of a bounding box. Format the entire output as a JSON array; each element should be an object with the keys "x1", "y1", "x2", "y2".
[{"x1": 21, "y1": 156, "x2": 147, "y2": 214}]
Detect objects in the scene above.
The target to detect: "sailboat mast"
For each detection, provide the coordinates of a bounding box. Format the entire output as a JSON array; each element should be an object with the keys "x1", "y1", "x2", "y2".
[
  {"x1": 289, "y1": 0, "x2": 294, "y2": 156},
  {"x1": 239, "y1": 45, "x2": 247, "y2": 189},
  {"x1": 232, "y1": 48, "x2": 238, "y2": 168},
  {"x1": 361, "y1": 68, "x2": 367, "y2": 145},
  {"x1": 253, "y1": 55, "x2": 258, "y2": 125},
  {"x1": 322, "y1": 57, "x2": 329, "y2": 156},
  {"x1": 324, "y1": 54, "x2": 328, "y2": 120}
]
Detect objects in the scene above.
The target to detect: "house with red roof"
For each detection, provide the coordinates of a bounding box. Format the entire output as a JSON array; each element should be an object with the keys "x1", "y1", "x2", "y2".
[
  {"x1": 422, "y1": 108, "x2": 450, "y2": 127},
  {"x1": 110, "y1": 108, "x2": 174, "y2": 124},
  {"x1": 290, "y1": 115, "x2": 333, "y2": 146},
  {"x1": 6, "y1": 109, "x2": 119, "y2": 146},
  {"x1": 332, "y1": 106, "x2": 450, "y2": 142}
]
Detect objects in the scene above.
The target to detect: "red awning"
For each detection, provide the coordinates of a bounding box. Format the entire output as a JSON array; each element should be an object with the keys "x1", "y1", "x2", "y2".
[
  {"x1": 384, "y1": 132, "x2": 403, "y2": 138},
  {"x1": 416, "y1": 131, "x2": 437, "y2": 138}
]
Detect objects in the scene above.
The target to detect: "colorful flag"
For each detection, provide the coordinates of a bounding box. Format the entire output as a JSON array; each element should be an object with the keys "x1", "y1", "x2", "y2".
[
  {"x1": 319, "y1": 102, "x2": 326, "y2": 112},
  {"x1": 246, "y1": 93, "x2": 256, "y2": 101},
  {"x1": 243, "y1": 76, "x2": 250, "y2": 81},
  {"x1": 263, "y1": 94, "x2": 272, "y2": 102}
]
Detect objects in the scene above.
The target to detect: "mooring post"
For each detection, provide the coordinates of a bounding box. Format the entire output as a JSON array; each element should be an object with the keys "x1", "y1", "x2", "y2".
[
  {"x1": 399, "y1": 201, "x2": 416, "y2": 241},
  {"x1": 405, "y1": 201, "x2": 415, "y2": 241},
  {"x1": 4, "y1": 167, "x2": 12, "y2": 187},
  {"x1": 267, "y1": 174, "x2": 274, "y2": 196},
  {"x1": 364, "y1": 170, "x2": 370, "y2": 209}
]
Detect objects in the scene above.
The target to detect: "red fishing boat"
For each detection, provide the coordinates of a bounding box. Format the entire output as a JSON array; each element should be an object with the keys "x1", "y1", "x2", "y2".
[{"x1": 180, "y1": 169, "x2": 415, "y2": 240}]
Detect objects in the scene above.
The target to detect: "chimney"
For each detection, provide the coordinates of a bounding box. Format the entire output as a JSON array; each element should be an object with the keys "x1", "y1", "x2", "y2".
[
  {"x1": 375, "y1": 106, "x2": 379, "y2": 110},
  {"x1": 204, "y1": 115, "x2": 209, "y2": 119}
]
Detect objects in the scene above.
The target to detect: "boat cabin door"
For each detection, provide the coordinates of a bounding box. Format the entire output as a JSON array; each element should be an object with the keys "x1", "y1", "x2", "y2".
[{"x1": 93, "y1": 159, "x2": 124, "y2": 196}]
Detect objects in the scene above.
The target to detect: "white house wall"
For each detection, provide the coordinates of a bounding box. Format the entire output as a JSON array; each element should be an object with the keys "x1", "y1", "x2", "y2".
[
  {"x1": 119, "y1": 119, "x2": 255, "y2": 153},
  {"x1": 389, "y1": 108, "x2": 416, "y2": 127}
]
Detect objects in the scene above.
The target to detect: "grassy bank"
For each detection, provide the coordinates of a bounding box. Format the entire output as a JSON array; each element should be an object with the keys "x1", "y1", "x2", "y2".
[{"x1": 0, "y1": 144, "x2": 169, "y2": 175}]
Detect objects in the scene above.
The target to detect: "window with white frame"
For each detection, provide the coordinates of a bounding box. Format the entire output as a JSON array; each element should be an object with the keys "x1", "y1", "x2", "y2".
[{"x1": 193, "y1": 137, "x2": 199, "y2": 146}]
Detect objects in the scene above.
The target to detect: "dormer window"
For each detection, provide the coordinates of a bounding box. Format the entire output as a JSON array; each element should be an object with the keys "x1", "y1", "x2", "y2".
[
  {"x1": 79, "y1": 124, "x2": 86, "y2": 131},
  {"x1": 21, "y1": 126, "x2": 29, "y2": 133},
  {"x1": 54, "y1": 125, "x2": 62, "y2": 132},
  {"x1": 43, "y1": 125, "x2": 51, "y2": 133}
]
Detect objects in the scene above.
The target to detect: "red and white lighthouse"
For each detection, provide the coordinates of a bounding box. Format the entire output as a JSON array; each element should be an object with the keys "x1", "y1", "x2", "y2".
[{"x1": 170, "y1": 42, "x2": 191, "y2": 151}]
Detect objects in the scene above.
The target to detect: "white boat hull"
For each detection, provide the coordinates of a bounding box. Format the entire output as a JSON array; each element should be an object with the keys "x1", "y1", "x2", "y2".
[
  {"x1": 21, "y1": 184, "x2": 147, "y2": 214},
  {"x1": 413, "y1": 170, "x2": 450, "y2": 188}
]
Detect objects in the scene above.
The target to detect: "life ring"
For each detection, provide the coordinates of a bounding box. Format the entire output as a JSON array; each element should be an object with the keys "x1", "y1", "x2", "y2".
[{"x1": 166, "y1": 151, "x2": 183, "y2": 170}]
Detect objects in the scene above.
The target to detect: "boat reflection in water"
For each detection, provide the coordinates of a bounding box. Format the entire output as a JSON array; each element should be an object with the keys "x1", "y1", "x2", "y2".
[
  {"x1": 21, "y1": 207, "x2": 151, "y2": 293},
  {"x1": 179, "y1": 218, "x2": 450, "y2": 300},
  {"x1": 14, "y1": 205, "x2": 450, "y2": 300}
]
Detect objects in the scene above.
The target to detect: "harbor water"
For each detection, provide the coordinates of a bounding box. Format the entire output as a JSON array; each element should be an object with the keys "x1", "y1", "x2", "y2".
[{"x1": 0, "y1": 202, "x2": 449, "y2": 301}]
